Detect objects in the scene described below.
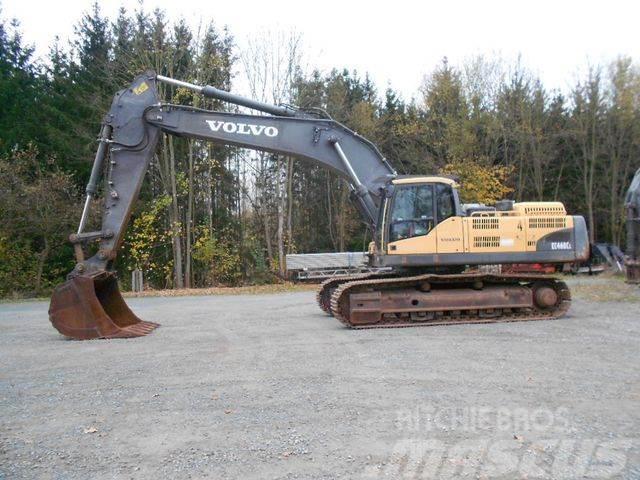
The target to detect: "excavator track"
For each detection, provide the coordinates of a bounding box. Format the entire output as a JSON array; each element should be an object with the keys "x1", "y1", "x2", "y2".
[
  {"x1": 329, "y1": 273, "x2": 570, "y2": 329},
  {"x1": 316, "y1": 272, "x2": 395, "y2": 315}
]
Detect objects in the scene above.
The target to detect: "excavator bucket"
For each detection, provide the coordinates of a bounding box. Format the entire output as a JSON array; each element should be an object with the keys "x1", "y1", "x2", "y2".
[{"x1": 49, "y1": 273, "x2": 159, "y2": 340}]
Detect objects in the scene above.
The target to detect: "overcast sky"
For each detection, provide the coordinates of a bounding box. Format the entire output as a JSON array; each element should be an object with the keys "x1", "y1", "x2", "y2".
[{"x1": 2, "y1": 0, "x2": 639, "y2": 100}]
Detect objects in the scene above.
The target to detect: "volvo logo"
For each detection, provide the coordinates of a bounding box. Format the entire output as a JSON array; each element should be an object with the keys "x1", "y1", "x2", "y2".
[{"x1": 206, "y1": 120, "x2": 278, "y2": 137}]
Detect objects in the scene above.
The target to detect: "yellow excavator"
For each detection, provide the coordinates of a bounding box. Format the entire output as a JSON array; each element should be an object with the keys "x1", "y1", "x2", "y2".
[{"x1": 48, "y1": 72, "x2": 589, "y2": 339}]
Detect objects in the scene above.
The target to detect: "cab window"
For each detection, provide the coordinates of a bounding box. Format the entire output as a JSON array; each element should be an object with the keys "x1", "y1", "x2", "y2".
[
  {"x1": 389, "y1": 184, "x2": 434, "y2": 242},
  {"x1": 436, "y1": 183, "x2": 455, "y2": 222}
]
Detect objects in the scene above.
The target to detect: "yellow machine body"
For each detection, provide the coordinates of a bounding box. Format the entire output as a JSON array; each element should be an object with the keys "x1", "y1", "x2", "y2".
[
  {"x1": 387, "y1": 203, "x2": 573, "y2": 256},
  {"x1": 369, "y1": 176, "x2": 588, "y2": 268}
]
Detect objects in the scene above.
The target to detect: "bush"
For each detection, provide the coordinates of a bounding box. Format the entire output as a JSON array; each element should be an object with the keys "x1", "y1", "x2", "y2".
[
  {"x1": 0, "y1": 237, "x2": 39, "y2": 297},
  {"x1": 192, "y1": 228, "x2": 242, "y2": 286}
]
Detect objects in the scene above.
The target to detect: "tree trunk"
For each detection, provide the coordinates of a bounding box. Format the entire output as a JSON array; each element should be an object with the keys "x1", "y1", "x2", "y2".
[
  {"x1": 326, "y1": 173, "x2": 337, "y2": 250},
  {"x1": 207, "y1": 145, "x2": 214, "y2": 236},
  {"x1": 286, "y1": 157, "x2": 294, "y2": 254},
  {"x1": 338, "y1": 185, "x2": 349, "y2": 251},
  {"x1": 35, "y1": 237, "x2": 50, "y2": 293},
  {"x1": 276, "y1": 156, "x2": 286, "y2": 277},
  {"x1": 257, "y1": 152, "x2": 274, "y2": 264},
  {"x1": 263, "y1": 209, "x2": 273, "y2": 265},
  {"x1": 552, "y1": 161, "x2": 565, "y2": 201},
  {"x1": 168, "y1": 135, "x2": 184, "y2": 288},
  {"x1": 185, "y1": 139, "x2": 194, "y2": 288}
]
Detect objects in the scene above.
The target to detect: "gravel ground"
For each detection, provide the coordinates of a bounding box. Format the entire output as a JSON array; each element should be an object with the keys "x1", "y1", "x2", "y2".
[{"x1": 1, "y1": 278, "x2": 639, "y2": 479}]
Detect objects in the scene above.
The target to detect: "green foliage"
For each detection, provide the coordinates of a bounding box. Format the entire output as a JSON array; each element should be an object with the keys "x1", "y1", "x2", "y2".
[
  {"x1": 0, "y1": 147, "x2": 79, "y2": 294},
  {"x1": 0, "y1": 17, "x2": 48, "y2": 157},
  {"x1": 243, "y1": 234, "x2": 277, "y2": 285},
  {"x1": 0, "y1": 237, "x2": 38, "y2": 297},
  {"x1": 422, "y1": 57, "x2": 474, "y2": 163},
  {"x1": 123, "y1": 195, "x2": 172, "y2": 284},
  {"x1": 192, "y1": 228, "x2": 242, "y2": 286}
]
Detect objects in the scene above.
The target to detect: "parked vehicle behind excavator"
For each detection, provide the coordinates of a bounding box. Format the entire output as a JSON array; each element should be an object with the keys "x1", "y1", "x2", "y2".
[{"x1": 625, "y1": 168, "x2": 640, "y2": 283}]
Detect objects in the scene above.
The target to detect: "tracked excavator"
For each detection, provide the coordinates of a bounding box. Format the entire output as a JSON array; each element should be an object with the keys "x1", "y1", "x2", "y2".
[
  {"x1": 625, "y1": 168, "x2": 640, "y2": 283},
  {"x1": 49, "y1": 71, "x2": 590, "y2": 339}
]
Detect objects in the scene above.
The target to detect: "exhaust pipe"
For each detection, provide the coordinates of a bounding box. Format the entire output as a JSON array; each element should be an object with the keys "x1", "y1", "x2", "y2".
[{"x1": 49, "y1": 272, "x2": 159, "y2": 340}]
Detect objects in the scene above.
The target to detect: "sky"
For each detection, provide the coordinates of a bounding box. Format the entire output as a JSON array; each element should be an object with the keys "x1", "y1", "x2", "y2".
[{"x1": 2, "y1": 0, "x2": 639, "y2": 101}]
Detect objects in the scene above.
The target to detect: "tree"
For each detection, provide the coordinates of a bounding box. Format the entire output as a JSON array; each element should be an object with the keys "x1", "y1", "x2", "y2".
[
  {"x1": 421, "y1": 58, "x2": 472, "y2": 166},
  {"x1": 441, "y1": 158, "x2": 513, "y2": 204},
  {"x1": 2, "y1": 4, "x2": 640, "y2": 298},
  {"x1": 571, "y1": 67, "x2": 605, "y2": 243},
  {"x1": 603, "y1": 57, "x2": 640, "y2": 245},
  {"x1": 0, "y1": 147, "x2": 79, "y2": 294},
  {"x1": 0, "y1": 16, "x2": 43, "y2": 155},
  {"x1": 241, "y1": 29, "x2": 303, "y2": 276}
]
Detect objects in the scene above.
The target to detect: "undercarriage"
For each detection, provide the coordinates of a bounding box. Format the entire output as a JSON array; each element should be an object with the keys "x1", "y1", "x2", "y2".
[{"x1": 317, "y1": 272, "x2": 570, "y2": 328}]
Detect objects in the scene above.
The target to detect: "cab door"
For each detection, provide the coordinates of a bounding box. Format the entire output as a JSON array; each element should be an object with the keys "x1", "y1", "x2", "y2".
[
  {"x1": 434, "y1": 183, "x2": 465, "y2": 253},
  {"x1": 386, "y1": 183, "x2": 437, "y2": 255}
]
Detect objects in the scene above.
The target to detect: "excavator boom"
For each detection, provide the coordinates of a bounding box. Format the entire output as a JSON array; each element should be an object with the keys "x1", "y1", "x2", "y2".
[{"x1": 49, "y1": 71, "x2": 396, "y2": 339}]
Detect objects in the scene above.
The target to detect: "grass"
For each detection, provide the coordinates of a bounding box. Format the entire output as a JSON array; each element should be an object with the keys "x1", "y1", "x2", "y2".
[
  {"x1": 3, "y1": 274, "x2": 638, "y2": 304},
  {"x1": 127, "y1": 274, "x2": 639, "y2": 303},
  {"x1": 564, "y1": 274, "x2": 640, "y2": 303}
]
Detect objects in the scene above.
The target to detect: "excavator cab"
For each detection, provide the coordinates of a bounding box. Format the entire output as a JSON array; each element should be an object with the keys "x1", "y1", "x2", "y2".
[
  {"x1": 385, "y1": 177, "x2": 460, "y2": 243},
  {"x1": 376, "y1": 176, "x2": 463, "y2": 256}
]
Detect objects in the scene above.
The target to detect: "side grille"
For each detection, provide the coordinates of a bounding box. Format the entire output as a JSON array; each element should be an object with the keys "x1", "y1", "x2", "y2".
[
  {"x1": 472, "y1": 217, "x2": 499, "y2": 230},
  {"x1": 523, "y1": 206, "x2": 565, "y2": 216},
  {"x1": 473, "y1": 236, "x2": 501, "y2": 248},
  {"x1": 528, "y1": 217, "x2": 567, "y2": 229}
]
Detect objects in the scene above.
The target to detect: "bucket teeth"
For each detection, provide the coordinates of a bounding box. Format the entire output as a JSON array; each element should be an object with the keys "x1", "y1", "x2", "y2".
[
  {"x1": 48, "y1": 273, "x2": 160, "y2": 340},
  {"x1": 101, "y1": 321, "x2": 160, "y2": 339}
]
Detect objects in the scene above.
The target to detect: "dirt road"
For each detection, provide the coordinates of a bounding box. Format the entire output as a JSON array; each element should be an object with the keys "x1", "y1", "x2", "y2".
[{"x1": 1, "y1": 278, "x2": 639, "y2": 479}]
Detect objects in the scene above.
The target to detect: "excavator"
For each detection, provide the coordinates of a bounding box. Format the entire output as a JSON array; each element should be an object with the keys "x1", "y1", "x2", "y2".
[
  {"x1": 48, "y1": 71, "x2": 590, "y2": 339},
  {"x1": 625, "y1": 168, "x2": 640, "y2": 283}
]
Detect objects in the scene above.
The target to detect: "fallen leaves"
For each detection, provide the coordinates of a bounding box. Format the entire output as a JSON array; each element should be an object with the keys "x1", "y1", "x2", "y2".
[{"x1": 123, "y1": 282, "x2": 317, "y2": 299}]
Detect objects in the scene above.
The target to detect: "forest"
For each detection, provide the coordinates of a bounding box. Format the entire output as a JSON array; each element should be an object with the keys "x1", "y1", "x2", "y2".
[{"x1": 1, "y1": 3, "x2": 639, "y2": 297}]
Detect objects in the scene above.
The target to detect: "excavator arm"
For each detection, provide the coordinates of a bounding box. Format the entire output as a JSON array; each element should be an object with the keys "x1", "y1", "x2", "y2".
[{"x1": 49, "y1": 71, "x2": 396, "y2": 339}]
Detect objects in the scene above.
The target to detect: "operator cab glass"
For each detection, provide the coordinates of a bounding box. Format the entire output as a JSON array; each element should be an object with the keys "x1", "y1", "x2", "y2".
[
  {"x1": 436, "y1": 183, "x2": 455, "y2": 222},
  {"x1": 388, "y1": 182, "x2": 456, "y2": 242}
]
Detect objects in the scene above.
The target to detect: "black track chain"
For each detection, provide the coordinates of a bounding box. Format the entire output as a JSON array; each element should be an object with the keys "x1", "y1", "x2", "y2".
[
  {"x1": 316, "y1": 272, "x2": 388, "y2": 315},
  {"x1": 329, "y1": 273, "x2": 571, "y2": 329}
]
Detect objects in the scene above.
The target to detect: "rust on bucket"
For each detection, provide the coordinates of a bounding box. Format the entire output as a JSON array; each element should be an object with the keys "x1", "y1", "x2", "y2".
[{"x1": 49, "y1": 273, "x2": 159, "y2": 340}]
